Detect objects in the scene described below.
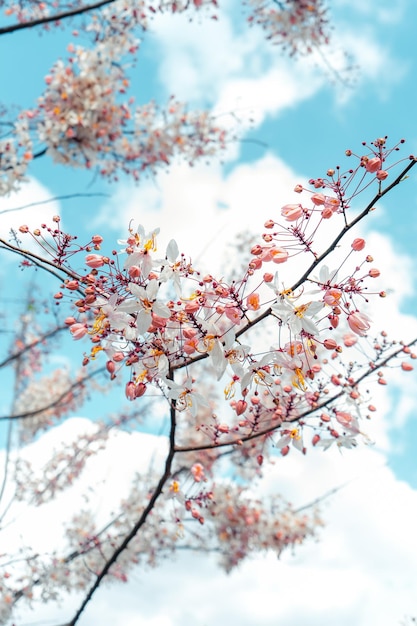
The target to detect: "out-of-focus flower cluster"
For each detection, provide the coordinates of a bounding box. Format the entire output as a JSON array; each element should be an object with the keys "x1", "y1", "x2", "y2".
[
  {"x1": 0, "y1": 0, "x2": 225, "y2": 195},
  {"x1": 246, "y1": 0, "x2": 329, "y2": 55},
  {"x1": 14, "y1": 368, "x2": 88, "y2": 442}
]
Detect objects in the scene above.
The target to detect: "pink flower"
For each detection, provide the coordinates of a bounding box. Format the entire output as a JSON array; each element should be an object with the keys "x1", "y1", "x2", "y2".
[
  {"x1": 311, "y1": 193, "x2": 325, "y2": 206},
  {"x1": 343, "y1": 333, "x2": 358, "y2": 347},
  {"x1": 246, "y1": 293, "x2": 260, "y2": 311},
  {"x1": 323, "y1": 289, "x2": 342, "y2": 306},
  {"x1": 269, "y1": 247, "x2": 288, "y2": 264},
  {"x1": 347, "y1": 311, "x2": 371, "y2": 336},
  {"x1": 85, "y1": 254, "x2": 105, "y2": 268},
  {"x1": 351, "y1": 238, "x2": 365, "y2": 251},
  {"x1": 281, "y1": 204, "x2": 303, "y2": 221},
  {"x1": 69, "y1": 323, "x2": 87, "y2": 340},
  {"x1": 365, "y1": 157, "x2": 382, "y2": 173}
]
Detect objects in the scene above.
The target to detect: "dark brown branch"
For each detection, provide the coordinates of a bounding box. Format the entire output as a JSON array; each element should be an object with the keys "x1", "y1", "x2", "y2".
[
  {"x1": 175, "y1": 336, "x2": 417, "y2": 453},
  {"x1": 0, "y1": 0, "x2": 116, "y2": 36},
  {"x1": 0, "y1": 238, "x2": 84, "y2": 287},
  {"x1": 289, "y1": 157, "x2": 417, "y2": 294},
  {"x1": 67, "y1": 369, "x2": 177, "y2": 626},
  {"x1": 172, "y1": 158, "x2": 417, "y2": 370}
]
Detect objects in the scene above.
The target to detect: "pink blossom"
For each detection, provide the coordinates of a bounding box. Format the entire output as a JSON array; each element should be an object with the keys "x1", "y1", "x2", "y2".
[
  {"x1": 281, "y1": 204, "x2": 304, "y2": 221},
  {"x1": 347, "y1": 311, "x2": 371, "y2": 336},
  {"x1": 311, "y1": 193, "x2": 325, "y2": 206},
  {"x1": 69, "y1": 323, "x2": 87, "y2": 340},
  {"x1": 343, "y1": 333, "x2": 358, "y2": 347},
  {"x1": 351, "y1": 238, "x2": 365, "y2": 251},
  {"x1": 376, "y1": 170, "x2": 388, "y2": 180},
  {"x1": 366, "y1": 157, "x2": 382, "y2": 173},
  {"x1": 246, "y1": 293, "x2": 260, "y2": 311},
  {"x1": 85, "y1": 254, "x2": 105, "y2": 268}
]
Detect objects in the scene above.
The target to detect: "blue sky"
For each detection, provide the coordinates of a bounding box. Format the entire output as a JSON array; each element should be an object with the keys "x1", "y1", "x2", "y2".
[{"x1": 1, "y1": 0, "x2": 417, "y2": 624}]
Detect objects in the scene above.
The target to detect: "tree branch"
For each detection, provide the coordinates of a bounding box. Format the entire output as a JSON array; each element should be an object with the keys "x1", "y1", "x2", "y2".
[
  {"x1": 0, "y1": 324, "x2": 66, "y2": 370},
  {"x1": 174, "y1": 336, "x2": 417, "y2": 452},
  {"x1": 0, "y1": 0, "x2": 116, "y2": 36},
  {"x1": 66, "y1": 369, "x2": 177, "y2": 626}
]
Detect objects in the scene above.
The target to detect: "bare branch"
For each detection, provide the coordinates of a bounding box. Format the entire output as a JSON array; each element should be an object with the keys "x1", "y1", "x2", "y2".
[{"x1": 67, "y1": 369, "x2": 177, "y2": 625}]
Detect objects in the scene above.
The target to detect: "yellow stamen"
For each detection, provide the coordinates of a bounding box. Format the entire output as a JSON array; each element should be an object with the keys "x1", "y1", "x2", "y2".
[
  {"x1": 294, "y1": 303, "x2": 310, "y2": 318},
  {"x1": 170, "y1": 480, "x2": 180, "y2": 493},
  {"x1": 91, "y1": 345, "x2": 103, "y2": 359},
  {"x1": 292, "y1": 367, "x2": 307, "y2": 391},
  {"x1": 254, "y1": 370, "x2": 272, "y2": 386},
  {"x1": 90, "y1": 313, "x2": 106, "y2": 335},
  {"x1": 135, "y1": 369, "x2": 148, "y2": 383},
  {"x1": 224, "y1": 380, "x2": 236, "y2": 399}
]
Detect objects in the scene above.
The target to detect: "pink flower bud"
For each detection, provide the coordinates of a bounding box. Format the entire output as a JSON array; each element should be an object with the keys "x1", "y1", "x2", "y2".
[
  {"x1": 251, "y1": 244, "x2": 263, "y2": 256},
  {"x1": 125, "y1": 381, "x2": 136, "y2": 401},
  {"x1": 135, "y1": 382, "x2": 146, "y2": 398},
  {"x1": 235, "y1": 400, "x2": 247, "y2": 416},
  {"x1": 343, "y1": 333, "x2": 358, "y2": 347},
  {"x1": 321, "y1": 207, "x2": 333, "y2": 219},
  {"x1": 365, "y1": 157, "x2": 382, "y2": 173},
  {"x1": 106, "y1": 360, "x2": 116, "y2": 374},
  {"x1": 376, "y1": 170, "x2": 388, "y2": 181},
  {"x1": 351, "y1": 238, "x2": 365, "y2": 251},
  {"x1": 347, "y1": 311, "x2": 371, "y2": 337},
  {"x1": 311, "y1": 193, "x2": 325, "y2": 206},
  {"x1": 69, "y1": 323, "x2": 87, "y2": 340},
  {"x1": 19, "y1": 225, "x2": 29, "y2": 233},
  {"x1": 323, "y1": 338, "x2": 338, "y2": 350},
  {"x1": 85, "y1": 254, "x2": 105, "y2": 268},
  {"x1": 185, "y1": 301, "x2": 200, "y2": 314},
  {"x1": 281, "y1": 204, "x2": 303, "y2": 221},
  {"x1": 91, "y1": 235, "x2": 103, "y2": 245},
  {"x1": 369, "y1": 268, "x2": 380, "y2": 278}
]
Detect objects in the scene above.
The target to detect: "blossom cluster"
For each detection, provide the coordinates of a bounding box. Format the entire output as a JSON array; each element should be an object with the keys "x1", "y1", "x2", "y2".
[
  {"x1": 16, "y1": 139, "x2": 416, "y2": 456},
  {"x1": 246, "y1": 0, "x2": 329, "y2": 56},
  {"x1": 0, "y1": 0, "x2": 226, "y2": 196},
  {"x1": 13, "y1": 368, "x2": 89, "y2": 441},
  {"x1": 3, "y1": 138, "x2": 417, "y2": 624}
]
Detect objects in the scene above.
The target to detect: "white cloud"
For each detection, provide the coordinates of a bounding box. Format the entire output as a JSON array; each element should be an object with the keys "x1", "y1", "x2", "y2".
[
  {"x1": 0, "y1": 177, "x2": 60, "y2": 238},
  {"x1": 6, "y1": 420, "x2": 417, "y2": 626}
]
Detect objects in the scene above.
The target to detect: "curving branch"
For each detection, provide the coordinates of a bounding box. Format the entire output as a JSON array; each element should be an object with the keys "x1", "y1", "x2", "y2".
[
  {"x1": 0, "y1": 366, "x2": 106, "y2": 421},
  {"x1": 0, "y1": 324, "x2": 66, "y2": 370},
  {"x1": 66, "y1": 368, "x2": 178, "y2": 626}
]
